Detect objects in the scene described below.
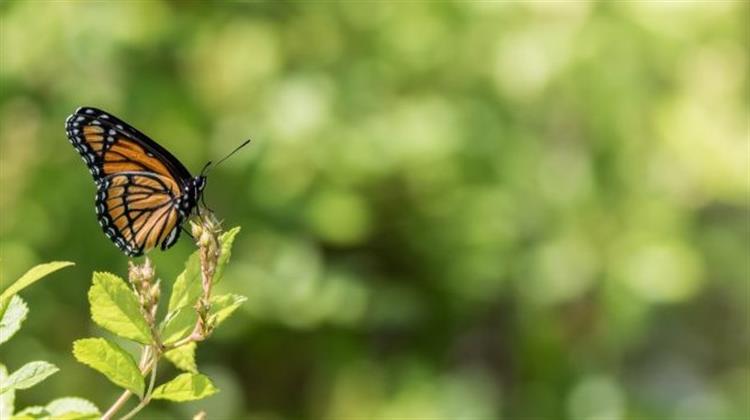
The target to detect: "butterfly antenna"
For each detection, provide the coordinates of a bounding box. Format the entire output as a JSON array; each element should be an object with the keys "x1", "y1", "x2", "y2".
[
  {"x1": 200, "y1": 160, "x2": 213, "y2": 176},
  {"x1": 195, "y1": 139, "x2": 249, "y2": 219},
  {"x1": 211, "y1": 139, "x2": 252, "y2": 170}
]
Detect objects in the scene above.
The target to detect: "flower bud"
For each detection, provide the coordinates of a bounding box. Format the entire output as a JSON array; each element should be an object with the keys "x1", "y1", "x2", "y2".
[
  {"x1": 191, "y1": 221, "x2": 203, "y2": 242},
  {"x1": 128, "y1": 258, "x2": 155, "y2": 287},
  {"x1": 150, "y1": 280, "x2": 161, "y2": 303}
]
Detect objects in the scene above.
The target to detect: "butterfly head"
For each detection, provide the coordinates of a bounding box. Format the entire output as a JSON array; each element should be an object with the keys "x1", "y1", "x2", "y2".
[
  {"x1": 192, "y1": 176, "x2": 207, "y2": 203},
  {"x1": 177, "y1": 176, "x2": 207, "y2": 218}
]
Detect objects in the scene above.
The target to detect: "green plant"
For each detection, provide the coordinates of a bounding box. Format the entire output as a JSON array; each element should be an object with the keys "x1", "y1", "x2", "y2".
[
  {"x1": 0, "y1": 214, "x2": 245, "y2": 419},
  {"x1": 0, "y1": 261, "x2": 100, "y2": 419},
  {"x1": 76, "y1": 215, "x2": 244, "y2": 419}
]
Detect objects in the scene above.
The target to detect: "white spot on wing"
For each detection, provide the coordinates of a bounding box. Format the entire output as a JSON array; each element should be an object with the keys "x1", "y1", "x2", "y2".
[{"x1": 167, "y1": 227, "x2": 178, "y2": 244}]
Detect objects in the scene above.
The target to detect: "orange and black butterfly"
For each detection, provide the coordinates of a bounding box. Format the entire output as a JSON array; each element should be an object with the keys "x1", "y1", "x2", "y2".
[{"x1": 65, "y1": 106, "x2": 221, "y2": 257}]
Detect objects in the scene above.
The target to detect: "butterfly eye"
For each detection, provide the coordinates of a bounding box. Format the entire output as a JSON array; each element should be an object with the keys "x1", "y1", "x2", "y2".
[{"x1": 195, "y1": 176, "x2": 207, "y2": 190}]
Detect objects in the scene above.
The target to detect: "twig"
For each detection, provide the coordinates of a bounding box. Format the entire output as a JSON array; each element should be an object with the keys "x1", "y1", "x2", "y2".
[
  {"x1": 120, "y1": 357, "x2": 159, "y2": 420},
  {"x1": 101, "y1": 389, "x2": 132, "y2": 420}
]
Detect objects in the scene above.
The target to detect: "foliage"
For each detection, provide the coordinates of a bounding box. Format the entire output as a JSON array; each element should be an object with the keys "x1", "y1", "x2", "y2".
[
  {"x1": 73, "y1": 338, "x2": 145, "y2": 397},
  {"x1": 71, "y1": 220, "x2": 242, "y2": 418},
  {"x1": 0, "y1": 220, "x2": 243, "y2": 419},
  {"x1": 0, "y1": 262, "x2": 97, "y2": 419},
  {"x1": 150, "y1": 374, "x2": 217, "y2": 402}
]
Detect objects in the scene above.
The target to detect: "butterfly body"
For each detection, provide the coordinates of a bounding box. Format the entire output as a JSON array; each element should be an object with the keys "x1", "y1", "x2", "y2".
[{"x1": 65, "y1": 107, "x2": 204, "y2": 257}]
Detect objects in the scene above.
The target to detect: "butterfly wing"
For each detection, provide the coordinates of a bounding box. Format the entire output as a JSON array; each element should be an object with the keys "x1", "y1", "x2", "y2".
[
  {"x1": 65, "y1": 107, "x2": 192, "y2": 182},
  {"x1": 65, "y1": 107, "x2": 195, "y2": 256},
  {"x1": 97, "y1": 172, "x2": 183, "y2": 256}
]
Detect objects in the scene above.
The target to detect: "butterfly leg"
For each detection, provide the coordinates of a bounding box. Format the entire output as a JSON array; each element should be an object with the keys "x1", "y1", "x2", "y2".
[
  {"x1": 181, "y1": 225, "x2": 194, "y2": 240},
  {"x1": 200, "y1": 193, "x2": 215, "y2": 214}
]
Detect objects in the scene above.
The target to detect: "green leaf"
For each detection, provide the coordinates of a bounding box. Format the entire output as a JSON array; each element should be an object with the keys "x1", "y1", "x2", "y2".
[
  {"x1": 167, "y1": 252, "x2": 201, "y2": 313},
  {"x1": 0, "y1": 364, "x2": 14, "y2": 417},
  {"x1": 11, "y1": 405, "x2": 48, "y2": 419},
  {"x1": 89, "y1": 272, "x2": 152, "y2": 344},
  {"x1": 13, "y1": 407, "x2": 99, "y2": 420},
  {"x1": 46, "y1": 397, "x2": 100, "y2": 419},
  {"x1": 0, "y1": 295, "x2": 28, "y2": 346},
  {"x1": 151, "y1": 373, "x2": 218, "y2": 402},
  {"x1": 214, "y1": 227, "x2": 241, "y2": 285},
  {"x1": 0, "y1": 361, "x2": 58, "y2": 393},
  {"x1": 72, "y1": 338, "x2": 144, "y2": 396},
  {"x1": 160, "y1": 307, "x2": 198, "y2": 345},
  {"x1": 52, "y1": 413, "x2": 100, "y2": 420},
  {"x1": 0, "y1": 262, "x2": 74, "y2": 302},
  {"x1": 164, "y1": 342, "x2": 197, "y2": 373},
  {"x1": 209, "y1": 294, "x2": 247, "y2": 327},
  {"x1": 51, "y1": 414, "x2": 100, "y2": 420},
  {"x1": 0, "y1": 296, "x2": 11, "y2": 320}
]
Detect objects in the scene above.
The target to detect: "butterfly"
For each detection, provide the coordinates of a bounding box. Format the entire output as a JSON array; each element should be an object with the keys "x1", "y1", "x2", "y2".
[{"x1": 65, "y1": 107, "x2": 250, "y2": 257}]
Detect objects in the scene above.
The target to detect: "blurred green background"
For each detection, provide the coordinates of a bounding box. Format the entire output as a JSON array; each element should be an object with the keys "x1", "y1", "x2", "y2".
[{"x1": 1, "y1": 1, "x2": 747, "y2": 419}]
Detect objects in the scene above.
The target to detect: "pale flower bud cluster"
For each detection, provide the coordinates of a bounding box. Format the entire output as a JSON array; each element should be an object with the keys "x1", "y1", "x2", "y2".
[
  {"x1": 128, "y1": 258, "x2": 159, "y2": 326},
  {"x1": 190, "y1": 213, "x2": 222, "y2": 338}
]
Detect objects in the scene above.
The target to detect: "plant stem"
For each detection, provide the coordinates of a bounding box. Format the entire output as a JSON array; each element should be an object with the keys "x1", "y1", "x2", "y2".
[
  {"x1": 101, "y1": 389, "x2": 132, "y2": 420},
  {"x1": 168, "y1": 330, "x2": 205, "y2": 350},
  {"x1": 120, "y1": 357, "x2": 159, "y2": 420},
  {"x1": 167, "y1": 216, "x2": 223, "y2": 351}
]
